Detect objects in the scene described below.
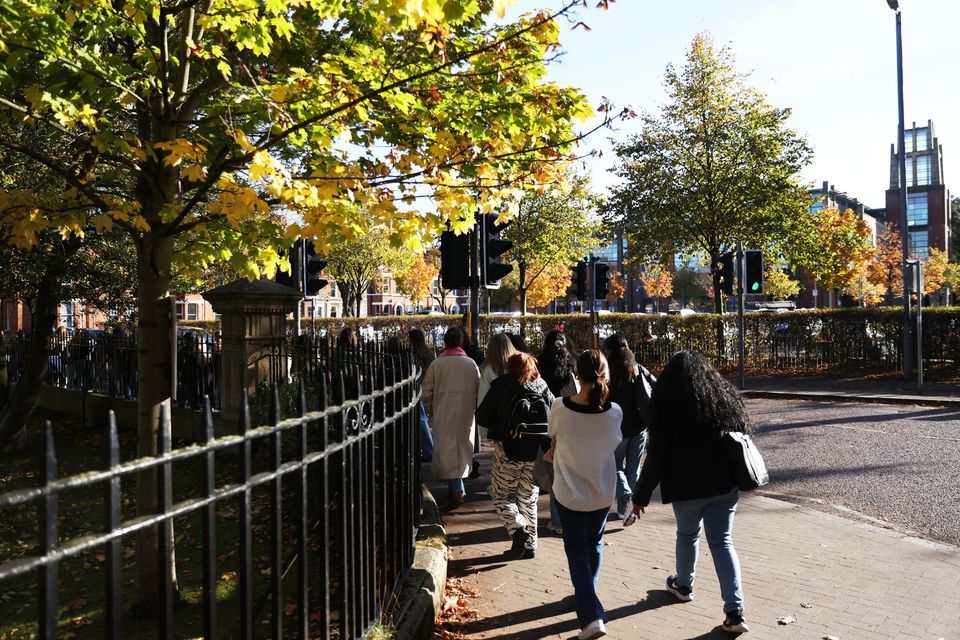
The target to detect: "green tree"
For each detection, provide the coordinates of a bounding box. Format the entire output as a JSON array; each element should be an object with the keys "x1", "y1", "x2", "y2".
[
  {"x1": 951, "y1": 197, "x2": 959, "y2": 260},
  {"x1": 325, "y1": 230, "x2": 409, "y2": 318},
  {"x1": 671, "y1": 264, "x2": 708, "y2": 308},
  {"x1": 789, "y1": 206, "x2": 872, "y2": 307},
  {"x1": 606, "y1": 33, "x2": 812, "y2": 320},
  {"x1": 763, "y1": 261, "x2": 800, "y2": 301},
  {"x1": 506, "y1": 176, "x2": 600, "y2": 313},
  {"x1": 0, "y1": 0, "x2": 605, "y2": 606}
]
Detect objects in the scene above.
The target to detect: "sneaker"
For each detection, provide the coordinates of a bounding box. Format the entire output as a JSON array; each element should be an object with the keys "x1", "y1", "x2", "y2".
[
  {"x1": 578, "y1": 618, "x2": 607, "y2": 640},
  {"x1": 519, "y1": 547, "x2": 536, "y2": 560},
  {"x1": 665, "y1": 575, "x2": 693, "y2": 602},
  {"x1": 469, "y1": 459, "x2": 480, "y2": 479},
  {"x1": 620, "y1": 499, "x2": 637, "y2": 527},
  {"x1": 446, "y1": 491, "x2": 465, "y2": 510},
  {"x1": 547, "y1": 523, "x2": 563, "y2": 536},
  {"x1": 721, "y1": 610, "x2": 749, "y2": 633}
]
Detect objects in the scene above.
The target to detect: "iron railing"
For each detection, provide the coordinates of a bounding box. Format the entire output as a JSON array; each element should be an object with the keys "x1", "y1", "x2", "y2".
[{"x1": 0, "y1": 342, "x2": 422, "y2": 640}]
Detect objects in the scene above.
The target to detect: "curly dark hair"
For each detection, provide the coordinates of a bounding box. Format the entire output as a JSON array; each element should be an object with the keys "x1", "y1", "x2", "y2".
[
  {"x1": 649, "y1": 350, "x2": 748, "y2": 437},
  {"x1": 537, "y1": 330, "x2": 574, "y2": 393},
  {"x1": 603, "y1": 333, "x2": 637, "y2": 391}
]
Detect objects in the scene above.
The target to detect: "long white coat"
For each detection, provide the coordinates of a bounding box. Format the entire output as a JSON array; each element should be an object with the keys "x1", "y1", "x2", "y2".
[{"x1": 422, "y1": 352, "x2": 480, "y2": 479}]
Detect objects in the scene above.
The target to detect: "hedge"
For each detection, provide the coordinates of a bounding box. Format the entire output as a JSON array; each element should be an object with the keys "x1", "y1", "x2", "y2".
[{"x1": 180, "y1": 307, "x2": 960, "y2": 376}]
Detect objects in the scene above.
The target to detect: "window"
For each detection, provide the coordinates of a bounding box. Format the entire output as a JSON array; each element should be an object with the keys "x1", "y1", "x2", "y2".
[
  {"x1": 908, "y1": 230, "x2": 928, "y2": 259},
  {"x1": 329, "y1": 282, "x2": 337, "y2": 297},
  {"x1": 916, "y1": 155, "x2": 931, "y2": 186},
  {"x1": 808, "y1": 200, "x2": 825, "y2": 213},
  {"x1": 903, "y1": 130, "x2": 914, "y2": 152},
  {"x1": 176, "y1": 301, "x2": 185, "y2": 320},
  {"x1": 187, "y1": 303, "x2": 199, "y2": 321},
  {"x1": 906, "y1": 193, "x2": 928, "y2": 226},
  {"x1": 915, "y1": 127, "x2": 929, "y2": 152},
  {"x1": 60, "y1": 302, "x2": 76, "y2": 329}
]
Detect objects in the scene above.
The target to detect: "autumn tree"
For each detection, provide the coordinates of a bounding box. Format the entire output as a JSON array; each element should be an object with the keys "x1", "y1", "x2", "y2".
[
  {"x1": 638, "y1": 264, "x2": 673, "y2": 312},
  {"x1": 923, "y1": 247, "x2": 948, "y2": 299},
  {"x1": 606, "y1": 270, "x2": 626, "y2": 306},
  {"x1": 789, "y1": 207, "x2": 872, "y2": 307},
  {"x1": 763, "y1": 262, "x2": 801, "y2": 301},
  {"x1": 943, "y1": 262, "x2": 960, "y2": 305},
  {"x1": 0, "y1": 0, "x2": 610, "y2": 606},
  {"x1": 526, "y1": 261, "x2": 575, "y2": 309},
  {"x1": 505, "y1": 175, "x2": 601, "y2": 313},
  {"x1": 606, "y1": 33, "x2": 812, "y2": 319},
  {"x1": 395, "y1": 253, "x2": 437, "y2": 311},
  {"x1": 671, "y1": 265, "x2": 708, "y2": 308},
  {"x1": 867, "y1": 228, "x2": 905, "y2": 303}
]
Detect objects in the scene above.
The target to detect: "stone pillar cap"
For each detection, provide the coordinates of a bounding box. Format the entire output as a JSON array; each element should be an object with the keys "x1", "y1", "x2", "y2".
[{"x1": 202, "y1": 278, "x2": 302, "y2": 313}]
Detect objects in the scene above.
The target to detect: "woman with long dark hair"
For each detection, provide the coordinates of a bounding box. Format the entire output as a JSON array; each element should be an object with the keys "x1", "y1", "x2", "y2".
[
  {"x1": 602, "y1": 334, "x2": 648, "y2": 524},
  {"x1": 548, "y1": 350, "x2": 623, "y2": 640},
  {"x1": 537, "y1": 329, "x2": 580, "y2": 534},
  {"x1": 631, "y1": 350, "x2": 751, "y2": 634},
  {"x1": 409, "y1": 329, "x2": 436, "y2": 462}
]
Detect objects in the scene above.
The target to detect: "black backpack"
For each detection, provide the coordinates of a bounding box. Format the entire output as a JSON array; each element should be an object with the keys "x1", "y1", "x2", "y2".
[
  {"x1": 502, "y1": 388, "x2": 550, "y2": 462},
  {"x1": 634, "y1": 365, "x2": 657, "y2": 427}
]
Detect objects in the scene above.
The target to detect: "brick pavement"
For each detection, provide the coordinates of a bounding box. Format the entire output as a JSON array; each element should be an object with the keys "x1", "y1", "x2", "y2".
[{"x1": 434, "y1": 453, "x2": 960, "y2": 640}]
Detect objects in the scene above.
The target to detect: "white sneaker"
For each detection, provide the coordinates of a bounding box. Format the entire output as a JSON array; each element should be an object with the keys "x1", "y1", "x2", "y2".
[
  {"x1": 578, "y1": 619, "x2": 607, "y2": 640},
  {"x1": 620, "y1": 499, "x2": 637, "y2": 527}
]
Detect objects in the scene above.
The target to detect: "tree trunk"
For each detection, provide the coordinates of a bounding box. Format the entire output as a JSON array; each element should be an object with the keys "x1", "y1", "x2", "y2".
[
  {"x1": 519, "y1": 262, "x2": 527, "y2": 315},
  {"x1": 0, "y1": 276, "x2": 59, "y2": 454},
  {"x1": 133, "y1": 233, "x2": 178, "y2": 610},
  {"x1": 712, "y1": 259, "x2": 725, "y2": 360}
]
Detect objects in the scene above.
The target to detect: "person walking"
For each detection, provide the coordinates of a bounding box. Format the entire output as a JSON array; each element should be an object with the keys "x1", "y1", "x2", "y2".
[
  {"x1": 476, "y1": 352, "x2": 554, "y2": 559},
  {"x1": 537, "y1": 330, "x2": 579, "y2": 534},
  {"x1": 477, "y1": 333, "x2": 517, "y2": 429},
  {"x1": 409, "y1": 329, "x2": 436, "y2": 462},
  {"x1": 602, "y1": 334, "x2": 648, "y2": 525},
  {"x1": 548, "y1": 349, "x2": 622, "y2": 640},
  {"x1": 631, "y1": 350, "x2": 751, "y2": 634},
  {"x1": 422, "y1": 326, "x2": 480, "y2": 509}
]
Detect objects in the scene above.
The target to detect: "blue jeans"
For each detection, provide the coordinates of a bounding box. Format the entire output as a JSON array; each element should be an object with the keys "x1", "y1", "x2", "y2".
[
  {"x1": 447, "y1": 478, "x2": 465, "y2": 495},
  {"x1": 418, "y1": 401, "x2": 434, "y2": 460},
  {"x1": 614, "y1": 432, "x2": 646, "y2": 513},
  {"x1": 556, "y1": 501, "x2": 609, "y2": 628},
  {"x1": 549, "y1": 494, "x2": 561, "y2": 529},
  {"x1": 672, "y1": 487, "x2": 744, "y2": 614}
]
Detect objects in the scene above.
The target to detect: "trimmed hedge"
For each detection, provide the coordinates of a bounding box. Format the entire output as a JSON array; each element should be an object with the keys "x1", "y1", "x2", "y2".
[{"x1": 180, "y1": 307, "x2": 960, "y2": 376}]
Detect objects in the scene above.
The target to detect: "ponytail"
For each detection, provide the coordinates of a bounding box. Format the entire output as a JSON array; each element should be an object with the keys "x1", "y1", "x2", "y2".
[{"x1": 576, "y1": 349, "x2": 610, "y2": 409}]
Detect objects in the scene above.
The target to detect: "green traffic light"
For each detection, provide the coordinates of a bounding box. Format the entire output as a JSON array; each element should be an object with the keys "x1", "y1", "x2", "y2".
[{"x1": 751, "y1": 282, "x2": 760, "y2": 291}]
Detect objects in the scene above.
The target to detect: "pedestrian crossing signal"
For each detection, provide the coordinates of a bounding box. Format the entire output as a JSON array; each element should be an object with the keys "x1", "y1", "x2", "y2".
[{"x1": 745, "y1": 250, "x2": 764, "y2": 295}]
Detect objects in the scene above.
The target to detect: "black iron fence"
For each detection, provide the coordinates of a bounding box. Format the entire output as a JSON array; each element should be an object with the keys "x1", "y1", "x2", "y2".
[
  {"x1": 0, "y1": 342, "x2": 422, "y2": 640},
  {"x1": 1, "y1": 329, "x2": 221, "y2": 409}
]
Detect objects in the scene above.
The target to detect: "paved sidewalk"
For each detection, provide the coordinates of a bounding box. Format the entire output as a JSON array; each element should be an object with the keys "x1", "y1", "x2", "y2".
[
  {"x1": 739, "y1": 375, "x2": 960, "y2": 407},
  {"x1": 434, "y1": 453, "x2": 960, "y2": 640}
]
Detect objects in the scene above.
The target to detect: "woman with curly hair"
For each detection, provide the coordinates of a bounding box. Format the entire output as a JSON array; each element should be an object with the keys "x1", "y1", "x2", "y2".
[{"x1": 631, "y1": 350, "x2": 751, "y2": 634}]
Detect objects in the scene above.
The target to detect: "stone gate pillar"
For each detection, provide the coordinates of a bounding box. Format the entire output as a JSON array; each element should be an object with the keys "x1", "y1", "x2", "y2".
[{"x1": 203, "y1": 279, "x2": 301, "y2": 433}]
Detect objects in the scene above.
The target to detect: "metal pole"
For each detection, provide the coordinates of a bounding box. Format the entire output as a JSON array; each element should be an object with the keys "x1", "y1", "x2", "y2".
[
  {"x1": 295, "y1": 240, "x2": 304, "y2": 338},
  {"x1": 894, "y1": 8, "x2": 913, "y2": 378},
  {"x1": 916, "y1": 262, "x2": 923, "y2": 389},
  {"x1": 736, "y1": 241, "x2": 746, "y2": 390},
  {"x1": 587, "y1": 255, "x2": 596, "y2": 349},
  {"x1": 469, "y1": 226, "x2": 480, "y2": 349}
]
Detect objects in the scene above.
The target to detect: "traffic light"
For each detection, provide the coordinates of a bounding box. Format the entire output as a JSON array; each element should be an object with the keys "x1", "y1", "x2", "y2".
[
  {"x1": 717, "y1": 252, "x2": 735, "y2": 296},
  {"x1": 440, "y1": 227, "x2": 470, "y2": 290},
  {"x1": 594, "y1": 262, "x2": 609, "y2": 300},
  {"x1": 302, "y1": 239, "x2": 328, "y2": 296},
  {"x1": 275, "y1": 244, "x2": 300, "y2": 290},
  {"x1": 744, "y1": 250, "x2": 764, "y2": 295},
  {"x1": 480, "y1": 213, "x2": 513, "y2": 289},
  {"x1": 573, "y1": 261, "x2": 587, "y2": 300}
]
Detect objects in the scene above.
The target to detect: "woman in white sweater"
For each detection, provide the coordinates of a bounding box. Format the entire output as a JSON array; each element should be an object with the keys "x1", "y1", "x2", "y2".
[{"x1": 547, "y1": 349, "x2": 623, "y2": 640}]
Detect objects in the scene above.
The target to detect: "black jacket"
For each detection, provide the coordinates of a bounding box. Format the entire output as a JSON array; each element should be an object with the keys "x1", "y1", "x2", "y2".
[
  {"x1": 633, "y1": 422, "x2": 740, "y2": 507},
  {"x1": 475, "y1": 375, "x2": 554, "y2": 442},
  {"x1": 609, "y1": 379, "x2": 646, "y2": 438}
]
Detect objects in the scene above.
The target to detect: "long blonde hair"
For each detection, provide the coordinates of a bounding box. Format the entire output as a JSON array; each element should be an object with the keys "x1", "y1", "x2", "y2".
[{"x1": 483, "y1": 332, "x2": 517, "y2": 377}]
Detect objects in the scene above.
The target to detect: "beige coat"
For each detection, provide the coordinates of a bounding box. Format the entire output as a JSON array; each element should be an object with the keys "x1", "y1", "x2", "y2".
[{"x1": 422, "y1": 352, "x2": 480, "y2": 479}]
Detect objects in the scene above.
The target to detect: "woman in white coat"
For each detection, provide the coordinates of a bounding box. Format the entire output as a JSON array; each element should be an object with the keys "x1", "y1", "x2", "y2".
[{"x1": 422, "y1": 326, "x2": 480, "y2": 508}]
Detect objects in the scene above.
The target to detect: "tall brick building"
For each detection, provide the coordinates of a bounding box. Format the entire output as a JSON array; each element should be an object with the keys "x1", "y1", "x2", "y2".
[{"x1": 884, "y1": 120, "x2": 952, "y2": 259}]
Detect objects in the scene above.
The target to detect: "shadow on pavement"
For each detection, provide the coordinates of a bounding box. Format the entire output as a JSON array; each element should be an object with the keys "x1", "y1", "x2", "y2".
[{"x1": 447, "y1": 525, "x2": 507, "y2": 548}]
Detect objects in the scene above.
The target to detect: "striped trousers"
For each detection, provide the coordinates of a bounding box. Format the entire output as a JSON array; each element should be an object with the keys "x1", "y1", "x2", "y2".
[{"x1": 490, "y1": 443, "x2": 539, "y2": 550}]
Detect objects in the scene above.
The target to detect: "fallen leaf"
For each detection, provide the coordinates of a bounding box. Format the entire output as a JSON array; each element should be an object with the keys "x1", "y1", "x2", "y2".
[
  {"x1": 220, "y1": 571, "x2": 238, "y2": 581},
  {"x1": 283, "y1": 603, "x2": 297, "y2": 615},
  {"x1": 778, "y1": 615, "x2": 796, "y2": 625},
  {"x1": 822, "y1": 636, "x2": 839, "y2": 640},
  {"x1": 801, "y1": 602, "x2": 814, "y2": 608}
]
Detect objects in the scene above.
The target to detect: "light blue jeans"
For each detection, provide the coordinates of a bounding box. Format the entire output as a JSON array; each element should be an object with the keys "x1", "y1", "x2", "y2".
[
  {"x1": 614, "y1": 432, "x2": 646, "y2": 513},
  {"x1": 671, "y1": 487, "x2": 744, "y2": 614},
  {"x1": 447, "y1": 478, "x2": 465, "y2": 495}
]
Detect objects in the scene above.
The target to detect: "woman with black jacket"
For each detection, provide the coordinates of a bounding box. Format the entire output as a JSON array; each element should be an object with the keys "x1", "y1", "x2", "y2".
[
  {"x1": 602, "y1": 334, "x2": 647, "y2": 524},
  {"x1": 476, "y1": 352, "x2": 555, "y2": 559},
  {"x1": 631, "y1": 350, "x2": 750, "y2": 634}
]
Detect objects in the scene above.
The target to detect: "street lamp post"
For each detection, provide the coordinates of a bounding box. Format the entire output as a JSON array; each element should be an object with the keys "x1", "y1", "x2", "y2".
[{"x1": 888, "y1": 0, "x2": 913, "y2": 379}]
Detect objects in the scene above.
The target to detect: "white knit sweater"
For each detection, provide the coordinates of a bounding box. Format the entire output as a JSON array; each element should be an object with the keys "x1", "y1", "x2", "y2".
[{"x1": 548, "y1": 397, "x2": 623, "y2": 512}]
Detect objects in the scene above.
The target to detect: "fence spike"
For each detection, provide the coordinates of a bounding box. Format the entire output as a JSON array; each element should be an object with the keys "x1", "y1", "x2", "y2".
[
  {"x1": 104, "y1": 412, "x2": 122, "y2": 640},
  {"x1": 271, "y1": 382, "x2": 281, "y2": 426},
  {"x1": 38, "y1": 421, "x2": 58, "y2": 640}
]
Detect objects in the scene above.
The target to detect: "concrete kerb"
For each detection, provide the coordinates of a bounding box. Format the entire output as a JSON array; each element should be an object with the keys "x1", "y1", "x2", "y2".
[
  {"x1": 742, "y1": 388, "x2": 960, "y2": 407},
  {"x1": 393, "y1": 484, "x2": 448, "y2": 640}
]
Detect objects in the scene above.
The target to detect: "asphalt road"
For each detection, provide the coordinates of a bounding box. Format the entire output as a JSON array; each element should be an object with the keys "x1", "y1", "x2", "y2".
[{"x1": 746, "y1": 398, "x2": 960, "y2": 547}]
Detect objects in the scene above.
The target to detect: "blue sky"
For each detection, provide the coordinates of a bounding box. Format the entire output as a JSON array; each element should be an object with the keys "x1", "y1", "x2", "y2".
[{"x1": 510, "y1": 0, "x2": 959, "y2": 209}]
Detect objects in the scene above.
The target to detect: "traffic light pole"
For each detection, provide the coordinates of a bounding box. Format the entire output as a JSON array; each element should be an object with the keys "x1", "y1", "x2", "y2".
[
  {"x1": 295, "y1": 240, "x2": 304, "y2": 337},
  {"x1": 470, "y1": 226, "x2": 480, "y2": 349},
  {"x1": 736, "y1": 241, "x2": 746, "y2": 391},
  {"x1": 587, "y1": 255, "x2": 596, "y2": 349}
]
